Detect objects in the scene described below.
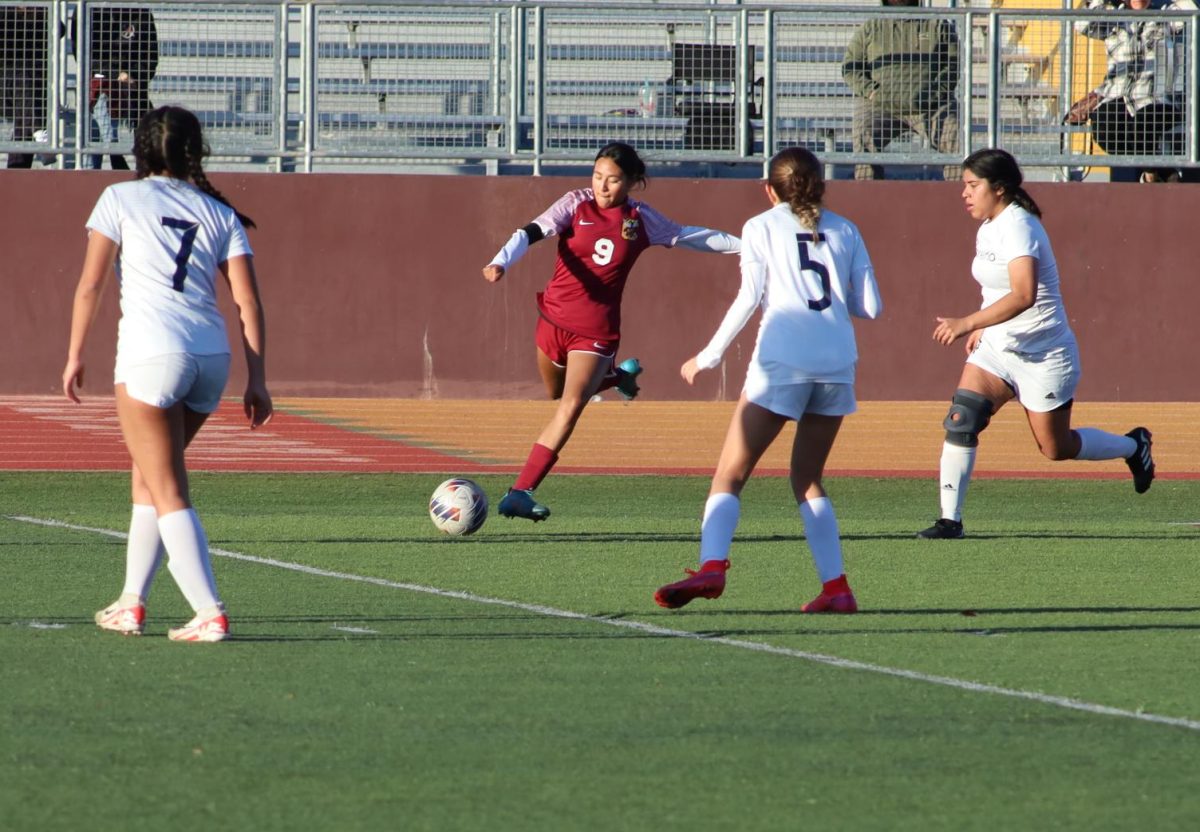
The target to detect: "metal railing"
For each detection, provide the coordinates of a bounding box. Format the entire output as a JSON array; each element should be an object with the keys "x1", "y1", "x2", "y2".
[{"x1": 1, "y1": 1, "x2": 1195, "y2": 178}]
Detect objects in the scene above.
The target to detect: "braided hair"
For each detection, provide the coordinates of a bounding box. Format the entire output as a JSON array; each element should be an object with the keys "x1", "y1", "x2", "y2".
[
  {"x1": 767, "y1": 146, "x2": 824, "y2": 235},
  {"x1": 133, "y1": 106, "x2": 256, "y2": 229},
  {"x1": 962, "y1": 148, "x2": 1041, "y2": 218}
]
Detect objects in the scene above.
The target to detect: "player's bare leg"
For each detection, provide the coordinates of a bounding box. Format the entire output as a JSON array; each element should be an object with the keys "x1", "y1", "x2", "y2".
[
  {"x1": 1024, "y1": 404, "x2": 1080, "y2": 461},
  {"x1": 534, "y1": 350, "x2": 610, "y2": 453},
  {"x1": 790, "y1": 413, "x2": 856, "y2": 613},
  {"x1": 100, "y1": 407, "x2": 211, "y2": 635},
  {"x1": 536, "y1": 348, "x2": 566, "y2": 400},
  {"x1": 656, "y1": 396, "x2": 787, "y2": 609},
  {"x1": 919, "y1": 364, "x2": 1012, "y2": 540},
  {"x1": 1026, "y1": 402, "x2": 1151, "y2": 492},
  {"x1": 500, "y1": 350, "x2": 611, "y2": 521},
  {"x1": 114, "y1": 386, "x2": 227, "y2": 640}
]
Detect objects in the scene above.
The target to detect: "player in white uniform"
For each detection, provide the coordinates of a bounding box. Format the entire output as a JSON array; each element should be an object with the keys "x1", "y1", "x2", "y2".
[
  {"x1": 654, "y1": 147, "x2": 882, "y2": 613},
  {"x1": 62, "y1": 106, "x2": 272, "y2": 641},
  {"x1": 918, "y1": 148, "x2": 1154, "y2": 539}
]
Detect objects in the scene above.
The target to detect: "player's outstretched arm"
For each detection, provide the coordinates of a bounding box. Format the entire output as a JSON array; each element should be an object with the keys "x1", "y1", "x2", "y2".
[
  {"x1": 63, "y1": 231, "x2": 118, "y2": 403},
  {"x1": 680, "y1": 357, "x2": 704, "y2": 385},
  {"x1": 221, "y1": 254, "x2": 273, "y2": 429},
  {"x1": 674, "y1": 226, "x2": 741, "y2": 254}
]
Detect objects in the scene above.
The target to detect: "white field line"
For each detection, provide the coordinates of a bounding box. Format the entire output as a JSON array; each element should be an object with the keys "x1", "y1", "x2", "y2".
[{"x1": 9, "y1": 513, "x2": 1200, "y2": 733}]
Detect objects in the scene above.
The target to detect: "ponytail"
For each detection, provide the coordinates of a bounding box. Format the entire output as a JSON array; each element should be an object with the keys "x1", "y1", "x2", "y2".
[
  {"x1": 767, "y1": 147, "x2": 825, "y2": 235},
  {"x1": 1010, "y1": 186, "x2": 1041, "y2": 219},
  {"x1": 134, "y1": 106, "x2": 257, "y2": 229},
  {"x1": 962, "y1": 148, "x2": 1041, "y2": 218}
]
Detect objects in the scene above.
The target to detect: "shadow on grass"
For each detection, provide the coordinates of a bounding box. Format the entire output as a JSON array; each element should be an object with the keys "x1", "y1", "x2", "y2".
[
  {"x1": 11, "y1": 605, "x2": 1200, "y2": 642},
  {"x1": 209, "y1": 530, "x2": 1196, "y2": 547},
  {"x1": 664, "y1": 605, "x2": 1200, "y2": 617}
]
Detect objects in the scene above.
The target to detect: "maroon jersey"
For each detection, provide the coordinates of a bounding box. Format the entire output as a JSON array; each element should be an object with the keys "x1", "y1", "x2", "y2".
[{"x1": 532, "y1": 189, "x2": 682, "y2": 341}]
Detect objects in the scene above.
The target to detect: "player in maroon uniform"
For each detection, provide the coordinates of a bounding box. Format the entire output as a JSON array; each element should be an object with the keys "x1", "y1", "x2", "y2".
[{"x1": 482, "y1": 142, "x2": 740, "y2": 521}]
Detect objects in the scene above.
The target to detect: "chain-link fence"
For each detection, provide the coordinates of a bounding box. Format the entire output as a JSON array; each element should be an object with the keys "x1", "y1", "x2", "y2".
[{"x1": 1, "y1": 1, "x2": 1195, "y2": 179}]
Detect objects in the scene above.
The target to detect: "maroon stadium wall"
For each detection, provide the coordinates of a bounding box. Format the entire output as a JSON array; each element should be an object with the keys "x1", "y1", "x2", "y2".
[{"x1": 1, "y1": 171, "x2": 1191, "y2": 401}]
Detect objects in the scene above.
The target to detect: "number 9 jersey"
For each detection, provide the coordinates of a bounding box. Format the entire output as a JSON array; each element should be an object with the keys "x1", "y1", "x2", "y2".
[
  {"x1": 85, "y1": 176, "x2": 253, "y2": 364},
  {"x1": 531, "y1": 188, "x2": 684, "y2": 341}
]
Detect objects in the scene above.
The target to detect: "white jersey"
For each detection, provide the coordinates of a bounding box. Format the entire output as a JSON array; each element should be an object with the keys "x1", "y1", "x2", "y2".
[
  {"x1": 696, "y1": 203, "x2": 881, "y2": 384},
  {"x1": 86, "y1": 176, "x2": 253, "y2": 363},
  {"x1": 973, "y1": 203, "x2": 1074, "y2": 354}
]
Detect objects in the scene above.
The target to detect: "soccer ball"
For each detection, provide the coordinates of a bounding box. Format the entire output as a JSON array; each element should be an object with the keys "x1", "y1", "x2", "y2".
[{"x1": 428, "y1": 478, "x2": 489, "y2": 536}]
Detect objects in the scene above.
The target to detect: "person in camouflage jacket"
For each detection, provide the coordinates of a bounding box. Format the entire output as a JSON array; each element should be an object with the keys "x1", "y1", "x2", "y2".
[{"x1": 842, "y1": 0, "x2": 960, "y2": 180}]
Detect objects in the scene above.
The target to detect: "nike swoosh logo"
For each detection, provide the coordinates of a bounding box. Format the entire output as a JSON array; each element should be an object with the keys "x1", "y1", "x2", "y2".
[{"x1": 579, "y1": 221, "x2": 594, "y2": 226}]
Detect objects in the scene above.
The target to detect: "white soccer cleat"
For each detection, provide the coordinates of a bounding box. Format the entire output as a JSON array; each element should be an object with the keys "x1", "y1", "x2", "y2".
[
  {"x1": 168, "y1": 610, "x2": 230, "y2": 643},
  {"x1": 95, "y1": 600, "x2": 146, "y2": 635}
]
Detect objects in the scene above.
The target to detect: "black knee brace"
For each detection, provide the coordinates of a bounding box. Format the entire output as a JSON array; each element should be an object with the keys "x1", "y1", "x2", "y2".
[{"x1": 943, "y1": 389, "x2": 994, "y2": 447}]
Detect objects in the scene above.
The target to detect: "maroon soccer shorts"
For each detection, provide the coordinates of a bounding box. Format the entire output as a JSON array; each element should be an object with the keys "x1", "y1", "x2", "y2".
[{"x1": 535, "y1": 317, "x2": 619, "y2": 367}]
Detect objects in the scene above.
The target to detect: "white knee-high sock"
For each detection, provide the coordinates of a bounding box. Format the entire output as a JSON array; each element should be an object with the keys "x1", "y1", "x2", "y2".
[
  {"x1": 120, "y1": 504, "x2": 163, "y2": 602},
  {"x1": 699, "y1": 492, "x2": 740, "y2": 563},
  {"x1": 939, "y1": 442, "x2": 977, "y2": 522},
  {"x1": 158, "y1": 508, "x2": 221, "y2": 611},
  {"x1": 1074, "y1": 428, "x2": 1137, "y2": 461},
  {"x1": 799, "y1": 497, "x2": 843, "y2": 583}
]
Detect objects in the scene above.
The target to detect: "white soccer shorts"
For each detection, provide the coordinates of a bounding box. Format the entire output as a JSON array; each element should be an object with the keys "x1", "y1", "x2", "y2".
[
  {"x1": 115, "y1": 352, "x2": 231, "y2": 413},
  {"x1": 744, "y1": 373, "x2": 857, "y2": 421},
  {"x1": 968, "y1": 337, "x2": 1080, "y2": 413}
]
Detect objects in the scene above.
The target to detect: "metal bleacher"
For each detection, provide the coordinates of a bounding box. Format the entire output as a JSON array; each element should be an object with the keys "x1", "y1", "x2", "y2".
[{"x1": 1, "y1": 1, "x2": 1195, "y2": 179}]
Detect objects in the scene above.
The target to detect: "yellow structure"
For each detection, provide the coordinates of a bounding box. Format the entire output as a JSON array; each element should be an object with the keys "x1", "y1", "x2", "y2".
[{"x1": 992, "y1": 0, "x2": 1109, "y2": 161}]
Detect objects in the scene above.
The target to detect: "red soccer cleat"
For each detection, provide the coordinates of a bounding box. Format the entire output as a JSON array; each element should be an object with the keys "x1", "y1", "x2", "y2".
[
  {"x1": 168, "y1": 609, "x2": 230, "y2": 642},
  {"x1": 654, "y1": 559, "x2": 729, "y2": 609},
  {"x1": 800, "y1": 591, "x2": 858, "y2": 614},
  {"x1": 95, "y1": 599, "x2": 146, "y2": 635}
]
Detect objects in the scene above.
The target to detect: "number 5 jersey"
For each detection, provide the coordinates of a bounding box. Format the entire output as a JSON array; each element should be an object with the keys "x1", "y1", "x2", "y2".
[{"x1": 695, "y1": 202, "x2": 882, "y2": 384}]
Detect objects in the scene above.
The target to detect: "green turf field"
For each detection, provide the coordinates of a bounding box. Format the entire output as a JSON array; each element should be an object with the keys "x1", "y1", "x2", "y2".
[{"x1": 2, "y1": 471, "x2": 1198, "y2": 831}]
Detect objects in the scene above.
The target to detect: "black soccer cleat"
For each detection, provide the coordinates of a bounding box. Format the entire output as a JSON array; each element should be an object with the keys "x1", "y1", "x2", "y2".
[
  {"x1": 916, "y1": 518, "x2": 964, "y2": 539},
  {"x1": 497, "y1": 488, "x2": 551, "y2": 522},
  {"x1": 1124, "y1": 427, "x2": 1155, "y2": 494},
  {"x1": 615, "y1": 358, "x2": 643, "y2": 401}
]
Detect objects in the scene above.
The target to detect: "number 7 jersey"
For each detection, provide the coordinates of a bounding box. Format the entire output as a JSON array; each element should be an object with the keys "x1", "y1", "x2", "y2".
[{"x1": 85, "y1": 175, "x2": 253, "y2": 363}]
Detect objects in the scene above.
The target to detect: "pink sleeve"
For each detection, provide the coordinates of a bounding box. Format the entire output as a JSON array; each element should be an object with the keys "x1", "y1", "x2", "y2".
[
  {"x1": 531, "y1": 189, "x2": 592, "y2": 238},
  {"x1": 636, "y1": 201, "x2": 685, "y2": 247}
]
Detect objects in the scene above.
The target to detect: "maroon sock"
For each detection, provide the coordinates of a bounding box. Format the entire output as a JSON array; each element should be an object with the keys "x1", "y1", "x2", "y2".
[
  {"x1": 822, "y1": 575, "x2": 851, "y2": 596},
  {"x1": 514, "y1": 443, "x2": 559, "y2": 491}
]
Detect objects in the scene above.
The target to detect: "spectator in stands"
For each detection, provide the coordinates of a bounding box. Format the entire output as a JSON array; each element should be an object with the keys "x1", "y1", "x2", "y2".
[
  {"x1": 1071, "y1": 0, "x2": 1196, "y2": 183},
  {"x1": 1, "y1": 5, "x2": 52, "y2": 169},
  {"x1": 481, "y1": 142, "x2": 740, "y2": 523},
  {"x1": 70, "y1": 6, "x2": 159, "y2": 170},
  {"x1": 842, "y1": 0, "x2": 961, "y2": 180}
]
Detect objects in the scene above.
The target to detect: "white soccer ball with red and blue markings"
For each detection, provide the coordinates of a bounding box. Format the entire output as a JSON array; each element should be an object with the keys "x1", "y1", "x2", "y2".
[{"x1": 429, "y1": 478, "x2": 489, "y2": 536}]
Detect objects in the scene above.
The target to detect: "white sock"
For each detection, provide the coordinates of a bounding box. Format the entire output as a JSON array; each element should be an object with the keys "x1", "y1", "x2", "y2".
[
  {"x1": 939, "y1": 442, "x2": 977, "y2": 523},
  {"x1": 799, "y1": 497, "x2": 843, "y2": 583},
  {"x1": 120, "y1": 504, "x2": 163, "y2": 601},
  {"x1": 699, "y1": 492, "x2": 740, "y2": 564},
  {"x1": 158, "y1": 508, "x2": 221, "y2": 611},
  {"x1": 1074, "y1": 427, "x2": 1137, "y2": 461}
]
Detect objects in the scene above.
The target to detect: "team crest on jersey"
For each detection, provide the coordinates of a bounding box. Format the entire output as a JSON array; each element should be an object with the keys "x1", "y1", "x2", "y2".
[{"x1": 621, "y1": 218, "x2": 640, "y2": 241}]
